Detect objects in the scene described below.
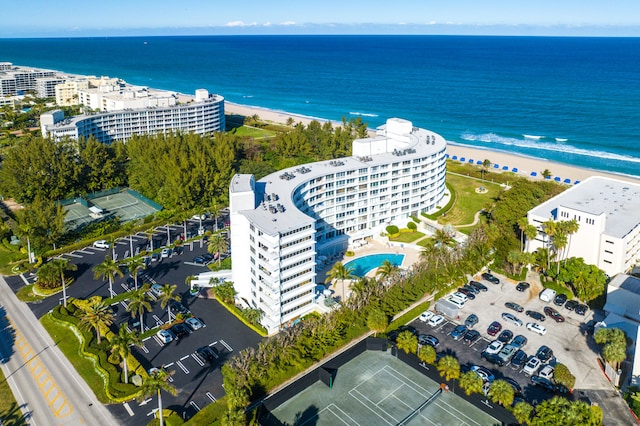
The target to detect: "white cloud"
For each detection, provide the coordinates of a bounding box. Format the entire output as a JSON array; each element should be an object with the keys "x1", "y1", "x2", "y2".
[
  {"x1": 224, "y1": 21, "x2": 257, "y2": 27},
  {"x1": 279, "y1": 21, "x2": 297, "y2": 26},
  {"x1": 263, "y1": 22, "x2": 272, "y2": 27}
]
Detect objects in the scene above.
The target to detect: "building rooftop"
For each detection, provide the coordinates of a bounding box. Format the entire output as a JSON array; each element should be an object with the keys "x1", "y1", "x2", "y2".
[
  {"x1": 530, "y1": 176, "x2": 640, "y2": 239},
  {"x1": 236, "y1": 120, "x2": 446, "y2": 236},
  {"x1": 609, "y1": 274, "x2": 640, "y2": 295}
]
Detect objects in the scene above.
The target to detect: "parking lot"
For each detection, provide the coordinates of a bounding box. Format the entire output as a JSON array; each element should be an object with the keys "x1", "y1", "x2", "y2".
[
  {"x1": 5, "y1": 214, "x2": 263, "y2": 425},
  {"x1": 409, "y1": 272, "x2": 611, "y2": 407}
]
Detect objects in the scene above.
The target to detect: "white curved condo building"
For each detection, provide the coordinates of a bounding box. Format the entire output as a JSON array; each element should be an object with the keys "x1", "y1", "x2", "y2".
[
  {"x1": 41, "y1": 89, "x2": 225, "y2": 143},
  {"x1": 229, "y1": 118, "x2": 447, "y2": 334}
]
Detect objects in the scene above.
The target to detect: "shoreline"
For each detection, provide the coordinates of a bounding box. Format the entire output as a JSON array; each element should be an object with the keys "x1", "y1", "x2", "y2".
[{"x1": 224, "y1": 101, "x2": 640, "y2": 185}]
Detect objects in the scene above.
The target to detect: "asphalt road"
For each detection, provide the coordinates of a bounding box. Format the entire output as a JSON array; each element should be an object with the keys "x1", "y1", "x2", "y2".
[{"x1": 0, "y1": 275, "x2": 117, "y2": 426}]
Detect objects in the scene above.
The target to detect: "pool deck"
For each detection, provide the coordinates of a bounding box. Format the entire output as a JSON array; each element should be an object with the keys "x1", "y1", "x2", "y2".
[{"x1": 317, "y1": 238, "x2": 422, "y2": 301}]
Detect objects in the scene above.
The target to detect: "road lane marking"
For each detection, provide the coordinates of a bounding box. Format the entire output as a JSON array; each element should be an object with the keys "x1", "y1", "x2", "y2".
[{"x1": 123, "y1": 402, "x2": 135, "y2": 416}]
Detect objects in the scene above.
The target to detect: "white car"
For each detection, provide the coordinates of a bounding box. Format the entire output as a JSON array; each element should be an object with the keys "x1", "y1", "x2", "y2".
[
  {"x1": 192, "y1": 214, "x2": 207, "y2": 220},
  {"x1": 161, "y1": 248, "x2": 171, "y2": 258},
  {"x1": 471, "y1": 365, "x2": 495, "y2": 383},
  {"x1": 157, "y1": 329, "x2": 175, "y2": 344},
  {"x1": 526, "y1": 322, "x2": 547, "y2": 335},
  {"x1": 150, "y1": 283, "x2": 164, "y2": 297},
  {"x1": 484, "y1": 340, "x2": 504, "y2": 355},
  {"x1": 427, "y1": 314, "x2": 445, "y2": 327},
  {"x1": 450, "y1": 292, "x2": 468, "y2": 303},
  {"x1": 447, "y1": 297, "x2": 465, "y2": 309},
  {"x1": 419, "y1": 310, "x2": 434, "y2": 322},
  {"x1": 538, "y1": 364, "x2": 555, "y2": 381},
  {"x1": 502, "y1": 312, "x2": 523, "y2": 327},
  {"x1": 185, "y1": 317, "x2": 205, "y2": 331},
  {"x1": 523, "y1": 356, "x2": 542, "y2": 376},
  {"x1": 93, "y1": 240, "x2": 110, "y2": 249}
]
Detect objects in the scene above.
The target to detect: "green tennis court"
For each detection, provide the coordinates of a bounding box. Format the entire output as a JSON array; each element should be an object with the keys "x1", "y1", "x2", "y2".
[{"x1": 267, "y1": 350, "x2": 500, "y2": 426}]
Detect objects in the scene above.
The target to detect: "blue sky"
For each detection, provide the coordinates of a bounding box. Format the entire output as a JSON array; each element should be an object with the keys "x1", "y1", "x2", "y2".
[{"x1": 3, "y1": 0, "x2": 640, "y2": 37}]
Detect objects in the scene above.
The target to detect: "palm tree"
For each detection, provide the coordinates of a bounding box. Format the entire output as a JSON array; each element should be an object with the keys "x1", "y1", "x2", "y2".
[
  {"x1": 158, "y1": 284, "x2": 181, "y2": 322},
  {"x1": 125, "y1": 256, "x2": 146, "y2": 290},
  {"x1": 366, "y1": 308, "x2": 388, "y2": 337},
  {"x1": 459, "y1": 371, "x2": 483, "y2": 395},
  {"x1": 376, "y1": 259, "x2": 398, "y2": 283},
  {"x1": 145, "y1": 228, "x2": 155, "y2": 253},
  {"x1": 242, "y1": 308, "x2": 263, "y2": 325},
  {"x1": 524, "y1": 223, "x2": 538, "y2": 252},
  {"x1": 512, "y1": 401, "x2": 534, "y2": 424},
  {"x1": 207, "y1": 234, "x2": 228, "y2": 266},
  {"x1": 418, "y1": 345, "x2": 436, "y2": 365},
  {"x1": 517, "y1": 217, "x2": 529, "y2": 252},
  {"x1": 93, "y1": 255, "x2": 123, "y2": 298},
  {"x1": 127, "y1": 284, "x2": 152, "y2": 333},
  {"x1": 542, "y1": 220, "x2": 558, "y2": 271},
  {"x1": 78, "y1": 298, "x2": 114, "y2": 344},
  {"x1": 106, "y1": 235, "x2": 117, "y2": 259},
  {"x1": 137, "y1": 368, "x2": 177, "y2": 426},
  {"x1": 481, "y1": 159, "x2": 491, "y2": 181},
  {"x1": 324, "y1": 261, "x2": 355, "y2": 302},
  {"x1": 488, "y1": 379, "x2": 515, "y2": 406},
  {"x1": 209, "y1": 202, "x2": 221, "y2": 232},
  {"x1": 50, "y1": 258, "x2": 77, "y2": 307},
  {"x1": 110, "y1": 324, "x2": 141, "y2": 384},
  {"x1": 563, "y1": 219, "x2": 580, "y2": 265},
  {"x1": 436, "y1": 355, "x2": 460, "y2": 381},
  {"x1": 122, "y1": 221, "x2": 137, "y2": 258},
  {"x1": 395, "y1": 331, "x2": 418, "y2": 354}
]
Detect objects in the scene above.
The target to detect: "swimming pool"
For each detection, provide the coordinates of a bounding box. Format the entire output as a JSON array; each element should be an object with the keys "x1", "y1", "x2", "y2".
[{"x1": 343, "y1": 253, "x2": 405, "y2": 278}]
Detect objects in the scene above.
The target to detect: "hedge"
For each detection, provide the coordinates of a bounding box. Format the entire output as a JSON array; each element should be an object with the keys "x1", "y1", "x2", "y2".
[
  {"x1": 386, "y1": 301, "x2": 431, "y2": 333},
  {"x1": 422, "y1": 182, "x2": 456, "y2": 220}
]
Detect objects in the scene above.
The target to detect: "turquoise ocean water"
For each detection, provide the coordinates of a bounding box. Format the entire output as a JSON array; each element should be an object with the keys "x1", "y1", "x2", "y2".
[{"x1": 1, "y1": 35, "x2": 639, "y2": 177}]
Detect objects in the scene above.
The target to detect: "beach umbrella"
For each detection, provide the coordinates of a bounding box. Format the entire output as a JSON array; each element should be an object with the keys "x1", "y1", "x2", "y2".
[
  {"x1": 493, "y1": 164, "x2": 500, "y2": 169},
  {"x1": 574, "y1": 180, "x2": 581, "y2": 185},
  {"x1": 554, "y1": 176, "x2": 561, "y2": 182},
  {"x1": 452, "y1": 155, "x2": 458, "y2": 160},
  {"x1": 530, "y1": 171, "x2": 537, "y2": 177},
  {"x1": 460, "y1": 157, "x2": 466, "y2": 162},
  {"x1": 502, "y1": 166, "x2": 509, "y2": 171},
  {"x1": 544, "y1": 175, "x2": 551, "y2": 179},
  {"x1": 445, "y1": 154, "x2": 450, "y2": 158},
  {"x1": 468, "y1": 159, "x2": 474, "y2": 163},
  {"x1": 512, "y1": 168, "x2": 518, "y2": 173},
  {"x1": 476, "y1": 160, "x2": 483, "y2": 165},
  {"x1": 563, "y1": 178, "x2": 571, "y2": 184}
]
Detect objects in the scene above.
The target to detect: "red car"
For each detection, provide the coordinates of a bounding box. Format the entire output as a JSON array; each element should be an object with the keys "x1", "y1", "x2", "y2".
[
  {"x1": 487, "y1": 321, "x2": 502, "y2": 336},
  {"x1": 543, "y1": 306, "x2": 565, "y2": 323}
]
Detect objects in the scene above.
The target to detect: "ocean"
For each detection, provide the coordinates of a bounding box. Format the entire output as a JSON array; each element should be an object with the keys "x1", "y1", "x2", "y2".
[{"x1": 2, "y1": 35, "x2": 639, "y2": 177}]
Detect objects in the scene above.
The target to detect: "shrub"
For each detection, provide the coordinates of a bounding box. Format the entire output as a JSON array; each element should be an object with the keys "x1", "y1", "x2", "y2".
[
  {"x1": 407, "y1": 222, "x2": 417, "y2": 231},
  {"x1": 345, "y1": 250, "x2": 355, "y2": 257}
]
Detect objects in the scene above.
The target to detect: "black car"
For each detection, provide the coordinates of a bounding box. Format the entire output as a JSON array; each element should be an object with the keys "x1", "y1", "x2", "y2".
[
  {"x1": 193, "y1": 256, "x2": 206, "y2": 264},
  {"x1": 387, "y1": 325, "x2": 418, "y2": 342},
  {"x1": 202, "y1": 253, "x2": 215, "y2": 262},
  {"x1": 510, "y1": 350, "x2": 528, "y2": 370},
  {"x1": 575, "y1": 304, "x2": 588, "y2": 315},
  {"x1": 481, "y1": 352, "x2": 505, "y2": 367},
  {"x1": 170, "y1": 302, "x2": 190, "y2": 315},
  {"x1": 456, "y1": 288, "x2": 476, "y2": 300},
  {"x1": 171, "y1": 323, "x2": 190, "y2": 338},
  {"x1": 536, "y1": 345, "x2": 554, "y2": 362},
  {"x1": 196, "y1": 346, "x2": 219, "y2": 363},
  {"x1": 126, "y1": 277, "x2": 136, "y2": 288},
  {"x1": 516, "y1": 281, "x2": 530, "y2": 292},
  {"x1": 505, "y1": 302, "x2": 524, "y2": 313},
  {"x1": 531, "y1": 376, "x2": 569, "y2": 394},
  {"x1": 504, "y1": 377, "x2": 522, "y2": 395},
  {"x1": 482, "y1": 273, "x2": 500, "y2": 285},
  {"x1": 462, "y1": 284, "x2": 480, "y2": 295},
  {"x1": 128, "y1": 316, "x2": 142, "y2": 330},
  {"x1": 554, "y1": 293, "x2": 568, "y2": 307},
  {"x1": 565, "y1": 300, "x2": 579, "y2": 311},
  {"x1": 469, "y1": 280, "x2": 488, "y2": 292},
  {"x1": 465, "y1": 314, "x2": 479, "y2": 329},
  {"x1": 174, "y1": 246, "x2": 184, "y2": 255},
  {"x1": 526, "y1": 310, "x2": 546, "y2": 322},
  {"x1": 463, "y1": 330, "x2": 481, "y2": 345},
  {"x1": 498, "y1": 330, "x2": 513, "y2": 343},
  {"x1": 449, "y1": 325, "x2": 468, "y2": 341}
]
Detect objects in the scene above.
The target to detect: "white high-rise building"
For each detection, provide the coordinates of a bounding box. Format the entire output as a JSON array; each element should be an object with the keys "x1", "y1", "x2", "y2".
[
  {"x1": 527, "y1": 176, "x2": 640, "y2": 276},
  {"x1": 230, "y1": 118, "x2": 447, "y2": 334}
]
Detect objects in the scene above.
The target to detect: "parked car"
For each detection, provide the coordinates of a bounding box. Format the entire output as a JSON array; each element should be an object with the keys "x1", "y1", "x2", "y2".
[
  {"x1": 456, "y1": 287, "x2": 476, "y2": 300},
  {"x1": 471, "y1": 365, "x2": 495, "y2": 383},
  {"x1": 515, "y1": 281, "x2": 530, "y2": 292},
  {"x1": 126, "y1": 277, "x2": 136, "y2": 288},
  {"x1": 150, "y1": 283, "x2": 164, "y2": 297},
  {"x1": 192, "y1": 256, "x2": 207, "y2": 265},
  {"x1": 170, "y1": 302, "x2": 190, "y2": 315},
  {"x1": 202, "y1": 253, "x2": 215, "y2": 262},
  {"x1": 428, "y1": 315, "x2": 445, "y2": 327},
  {"x1": 128, "y1": 316, "x2": 142, "y2": 331},
  {"x1": 575, "y1": 304, "x2": 588, "y2": 316},
  {"x1": 536, "y1": 345, "x2": 554, "y2": 362},
  {"x1": 449, "y1": 325, "x2": 468, "y2": 341},
  {"x1": 530, "y1": 375, "x2": 568, "y2": 394},
  {"x1": 526, "y1": 322, "x2": 547, "y2": 335},
  {"x1": 565, "y1": 300, "x2": 579, "y2": 311},
  {"x1": 504, "y1": 377, "x2": 523, "y2": 395},
  {"x1": 462, "y1": 284, "x2": 479, "y2": 295},
  {"x1": 185, "y1": 317, "x2": 205, "y2": 331},
  {"x1": 538, "y1": 365, "x2": 555, "y2": 381},
  {"x1": 554, "y1": 293, "x2": 568, "y2": 307},
  {"x1": 511, "y1": 335, "x2": 528, "y2": 349},
  {"x1": 93, "y1": 240, "x2": 110, "y2": 249},
  {"x1": 498, "y1": 330, "x2": 514, "y2": 343},
  {"x1": 196, "y1": 346, "x2": 219, "y2": 363},
  {"x1": 171, "y1": 323, "x2": 190, "y2": 338},
  {"x1": 463, "y1": 330, "x2": 481, "y2": 345},
  {"x1": 464, "y1": 314, "x2": 479, "y2": 329},
  {"x1": 484, "y1": 340, "x2": 504, "y2": 355},
  {"x1": 523, "y1": 356, "x2": 542, "y2": 376},
  {"x1": 510, "y1": 350, "x2": 528, "y2": 370},
  {"x1": 526, "y1": 310, "x2": 546, "y2": 322},
  {"x1": 468, "y1": 281, "x2": 488, "y2": 292},
  {"x1": 482, "y1": 272, "x2": 500, "y2": 284},
  {"x1": 192, "y1": 214, "x2": 207, "y2": 220},
  {"x1": 419, "y1": 310, "x2": 434, "y2": 322},
  {"x1": 487, "y1": 321, "x2": 502, "y2": 336},
  {"x1": 497, "y1": 344, "x2": 518, "y2": 363},
  {"x1": 388, "y1": 325, "x2": 418, "y2": 342},
  {"x1": 505, "y1": 302, "x2": 524, "y2": 313},
  {"x1": 482, "y1": 352, "x2": 506, "y2": 367},
  {"x1": 502, "y1": 312, "x2": 523, "y2": 327},
  {"x1": 157, "y1": 329, "x2": 175, "y2": 344},
  {"x1": 151, "y1": 253, "x2": 160, "y2": 262},
  {"x1": 161, "y1": 248, "x2": 171, "y2": 258},
  {"x1": 419, "y1": 334, "x2": 440, "y2": 348},
  {"x1": 543, "y1": 306, "x2": 565, "y2": 323}
]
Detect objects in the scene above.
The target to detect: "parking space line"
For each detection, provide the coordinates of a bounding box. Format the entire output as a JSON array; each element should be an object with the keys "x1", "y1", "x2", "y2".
[
  {"x1": 164, "y1": 362, "x2": 175, "y2": 368},
  {"x1": 190, "y1": 401, "x2": 201, "y2": 412},
  {"x1": 139, "y1": 345, "x2": 149, "y2": 354},
  {"x1": 123, "y1": 402, "x2": 135, "y2": 416},
  {"x1": 191, "y1": 354, "x2": 205, "y2": 367},
  {"x1": 176, "y1": 361, "x2": 189, "y2": 374},
  {"x1": 206, "y1": 392, "x2": 216, "y2": 402},
  {"x1": 180, "y1": 355, "x2": 190, "y2": 361},
  {"x1": 219, "y1": 340, "x2": 233, "y2": 352}
]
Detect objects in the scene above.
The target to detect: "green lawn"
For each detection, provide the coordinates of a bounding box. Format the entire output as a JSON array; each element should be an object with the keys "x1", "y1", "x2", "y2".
[
  {"x1": 0, "y1": 367, "x2": 27, "y2": 425},
  {"x1": 16, "y1": 284, "x2": 45, "y2": 303},
  {"x1": 389, "y1": 231, "x2": 425, "y2": 243},
  {"x1": 229, "y1": 125, "x2": 276, "y2": 139},
  {"x1": 440, "y1": 173, "x2": 503, "y2": 227}
]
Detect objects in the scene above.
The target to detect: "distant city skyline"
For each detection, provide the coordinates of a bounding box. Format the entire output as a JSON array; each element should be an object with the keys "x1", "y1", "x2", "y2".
[{"x1": 3, "y1": 0, "x2": 640, "y2": 38}]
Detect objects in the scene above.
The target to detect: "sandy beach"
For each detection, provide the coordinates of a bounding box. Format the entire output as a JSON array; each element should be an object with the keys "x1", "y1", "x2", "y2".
[{"x1": 225, "y1": 101, "x2": 640, "y2": 185}]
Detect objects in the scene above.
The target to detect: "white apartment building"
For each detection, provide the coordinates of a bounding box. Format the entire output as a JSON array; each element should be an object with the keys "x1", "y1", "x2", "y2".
[
  {"x1": 36, "y1": 77, "x2": 65, "y2": 98},
  {"x1": 77, "y1": 85, "x2": 176, "y2": 112},
  {"x1": 41, "y1": 89, "x2": 225, "y2": 143},
  {"x1": 0, "y1": 63, "x2": 56, "y2": 96},
  {"x1": 527, "y1": 176, "x2": 640, "y2": 276},
  {"x1": 230, "y1": 118, "x2": 447, "y2": 334}
]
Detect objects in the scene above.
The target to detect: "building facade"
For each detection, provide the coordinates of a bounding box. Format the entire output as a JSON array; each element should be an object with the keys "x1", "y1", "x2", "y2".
[
  {"x1": 230, "y1": 118, "x2": 447, "y2": 334},
  {"x1": 0, "y1": 63, "x2": 56, "y2": 96},
  {"x1": 527, "y1": 176, "x2": 640, "y2": 276},
  {"x1": 41, "y1": 89, "x2": 225, "y2": 143}
]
